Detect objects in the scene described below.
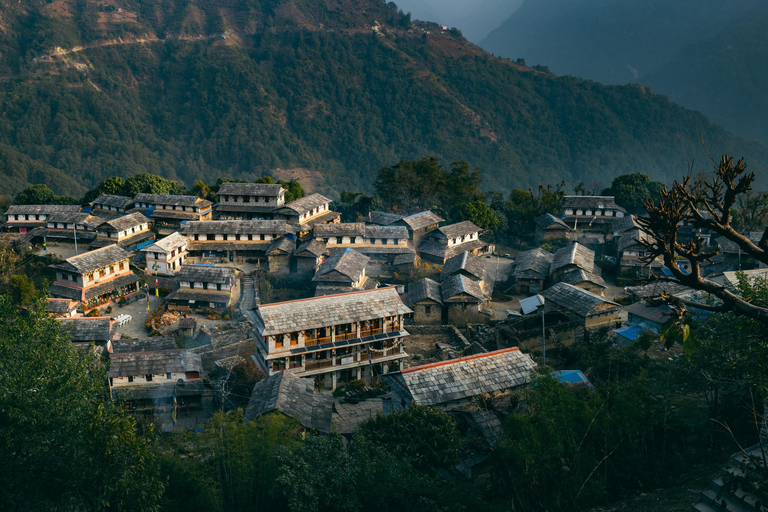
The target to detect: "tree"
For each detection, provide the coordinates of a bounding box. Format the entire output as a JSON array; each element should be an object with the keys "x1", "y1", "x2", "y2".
[
  {"x1": 504, "y1": 182, "x2": 566, "y2": 240},
  {"x1": 14, "y1": 184, "x2": 56, "y2": 205},
  {"x1": 638, "y1": 155, "x2": 768, "y2": 324},
  {"x1": 189, "y1": 179, "x2": 211, "y2": 200},
  {"x1": 0, "y1": 297, "x2": 164, "y2": 510},
  {"x1": 122, "y1": 174, "x2": 185, "y2": 196},
  {"x1": 7, "y1": 274, "x2": 39, "y2": 306},
  {"x1": 374, "y1": 157, "x2": 447, "y2": 213},
  {"x1": 456, "y1": 200, "x2": 499, "y2": 232},
  {"x1": 278, "y1": 180, "x2": 305, "y2": 203},
  {"x1": 602, "y1": 173, "x2": 665, "y2": 215}
]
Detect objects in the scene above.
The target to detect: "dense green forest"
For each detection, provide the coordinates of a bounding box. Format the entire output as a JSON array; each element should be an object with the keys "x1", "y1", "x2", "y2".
[{"x1": 0, "y1": 0, "x2": 764, "y2": 197}]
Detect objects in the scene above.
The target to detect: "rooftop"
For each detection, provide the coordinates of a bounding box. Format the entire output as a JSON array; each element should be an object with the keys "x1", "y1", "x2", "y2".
[
  {"x1": 563, "y1": 195, "x2": 625, "y2": 212},
  {"x1": 58, "y1": 317, "x2": 116, "y2": 342},
  {"x1": 176, "y1": 265, "x2": 236, "y2": 284},
  {"x1": 6, "y1": 204, "x2": 81, "y2": 215},
  {"x1": 280, "y1": 193, "x2": 332, "y2": 216},
  {"x1": 140, "y1": 232, "x2": 188, "y2": 253},
  {"x1": 313, "y1": 248, "x2": 369, "y2": 283},
  {"x1": 108, "y1": 350, "x2": 202, "y2": 378},
  {"x1": 98, "y1": 211, "x2": 151, "y2": 232},
  {"x1": 53, "y1": 244, "x2": 129, "y2": 274},
  {"x1": 111, "y1": 336, "x2": 178, "y2": 354},
  {"x1": 368, "y1": 211, "x2": 405, "y2": 225},
  {"x1": 365, "y1": 225, "x2": 409, "y2": 240},
  {"x1": 182, "y1": 220, "x2": 287, "y2": 235},
  {"x1": 534, "y1": 213, "x2": 570, "y2": 230},
  {"x1": 437, "y1": 220, "x2": 481, "y2": 239},
  {"x1": 512, "y1": 248, "x2": 554, "y2": 279},
  {"x1": 441, "y1": 251, "x2": 486, "y2": 282},
  {"x1": 555, "y1": 268, "x2": 606, "y2": 288},
  {"x1": 441, "y1": 274, "x2": 485, "y2": 303},
  {"x1": 401, "y1": 211, "x2": 444, "y2": 231},
  {"x1": 91, "y1": 194, "x2": 133, "y2": 209},
  {"x1": 314, "y1": 222, "x2": 366, "y2": 238},
  {"x1": 541, "y1": 282, "x2": 619, "y2": 317},
  {"x1": 405, "y1": 277, "x2": 443, "y2": 306},
  {"x1": 133, "y1": 193, "x2": 212, "y2": 208},
  {"x1": 266, "y1": 237, "x2": 296, "y2": 255},
  {"x1": 244, "y1": 372, "x2": 333, "y2": 432},
  {"x1": 551, "y1": 242, "x2": 596, "y2": 274},
  {"x1": 294, "y1": 239, "x2": 326, "y2": 257},
  {"x1": 255, "y1": 287, "x2": 412, "y2": 336},
  {"x1": 384, "y1": 347, "x2": 536, "y2": 406},
  {"x1": 613, "y1": 214, "x2": 640, "y2": 234},
  {"x1": 47, "y1": 298, "x2": 79, "y2": 314},
  {"x1": 217, "y1": 182, "x2": 284, "y2": 197},
  {"x1": 618, "y1": 229, "x2": 654, "y2": 252},
  {"x1": 625, "y1": 301, "x2": 675, "y2": 325}
]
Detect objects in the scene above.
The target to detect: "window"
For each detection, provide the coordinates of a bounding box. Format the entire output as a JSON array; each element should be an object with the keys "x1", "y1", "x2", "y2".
[
  {"x1": 382, "y1": 238, "x2": 388, "y2": 245},
  {"x1": 275, "y1": 336, "x2": 284, "y2": 348},
  {"x1": 260, "y1": 234, "x2": 265, "y2": 241},
  {"x1": 118, "y1": 261, "x2": 124, "y2": 270},
  {"x1": 166, "y1": 373, "x2": 172, "y2": 379},
  {"x1": 128, "y1": 376, "x2": 133, "y2": 383},
  {"x1": 425, "y1": 305, "x2": 432, "y2": 315},
  {"x1": 290, "y1": 332, "x2": 298, "y2": 345},
  {"x1": 337, "y1": 237, "x2": 343, "y2": 244},
  {"x1": 146, "y1": 375, "x2": 153, "y2": 382}
]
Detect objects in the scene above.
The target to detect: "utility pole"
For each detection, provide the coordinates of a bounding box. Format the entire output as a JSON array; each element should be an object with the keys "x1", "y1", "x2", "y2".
[
  {"x1": 541, "y1": 305, "x2": 546, "y2": 366},
  {"x1": 73, "y1": 223, "x2": 78, "y2": 255}
]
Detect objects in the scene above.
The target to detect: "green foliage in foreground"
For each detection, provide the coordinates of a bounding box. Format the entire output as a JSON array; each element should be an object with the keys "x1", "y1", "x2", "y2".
[{"x1": 0, "y1": 297, "x2": 163, "y2": 511}]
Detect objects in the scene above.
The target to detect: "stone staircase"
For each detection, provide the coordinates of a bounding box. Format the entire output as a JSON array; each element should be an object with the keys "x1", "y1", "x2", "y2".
[
  {"x1": 692, "y1": 445, "x2": 768, "y2": 512},
  {"x1": 239, "y1": 274, "x2": 256, "y2": 314}
]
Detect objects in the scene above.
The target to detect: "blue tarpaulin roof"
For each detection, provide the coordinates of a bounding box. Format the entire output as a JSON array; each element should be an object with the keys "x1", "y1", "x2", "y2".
[
  {"x1": 553, "y1": 370, "x2": 592, "y2": 388},
  {"x1": 613, "y1": 325, "x2": 643, "y2": 341}
]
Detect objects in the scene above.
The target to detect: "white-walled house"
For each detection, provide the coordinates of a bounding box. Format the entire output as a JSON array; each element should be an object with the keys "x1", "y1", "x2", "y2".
[{"x1": 141, "y1": 232, "x2": 188, "y2": 275}]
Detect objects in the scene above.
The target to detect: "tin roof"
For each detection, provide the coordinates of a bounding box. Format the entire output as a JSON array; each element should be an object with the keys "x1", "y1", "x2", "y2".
[{"x1": 384, "y1": 347, "x2": 535, "y2": 406}]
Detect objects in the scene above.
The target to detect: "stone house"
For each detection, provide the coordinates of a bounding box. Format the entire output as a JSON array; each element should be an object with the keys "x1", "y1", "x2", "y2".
[
  {"x1": 562, "y1": 195, "x2": 626, "y2": 230},
  {"x1": 511, "y1": 248, "x2": 553, "y2": 294},
  {"x1": 405, "y1": 277, "x2": 444, "y2": 324},
  {"x1": 133, "y1": 193, "x2": 213, "y2": 228},
  {"x1": 4, "y1": 205, "x2": 82, "y2": 233},
  {"x1": 266, "y1": 237, "x2": 296, "y2": 274},
  {"x1": 252, "y1": 287, "x2": 411, "y2": 390},
  {"x1": 369, "y1": 210, "x2": 445, "y2": 246},
  {"x1": 534, "y1": 213, "x2": 570, "y2": 243},
  {"x1": 47, "y1": 298, "x2": 80, "y2": 317},
  {"x1": 48, "y1": 245, "x2": 140, "y2": 310},
  {"x1": 314, "y1": 222, "x2": 412, "y2": 261},
  {"x1": 58, "y1": 316, "x2": 118, "y2": 351},
  {"x1": 244, "y1": 372, "x2": 333, "y2": 432},
  {"x1": 312, "y1": 248, "x2": 375, "y2": 296},
  {"x1": 93, "y1": 212, "x2": 154, "y2": 251},
  {"x1": 418, "y1": 221, "x2": 489, "y2": 263},
  {"x1": 554, "y1": 268, "x2": 606, "y2": 296},
  {"x1": 41, "y1": 212, "x2": 104, "y2": 245},
  {"x1": 441, "y1": 251, "x2": 490, "y2": 294},
  {"x1": 141, "y1": 232, "x2": 189, "y2": 275},
  {"x1": 182, "y1": 219, "x2": 290, "y2": 262},
  {"x1": 617, "y1": 229, "x2": 664, "y2": 278},
  {"x1": 293, "y1": 239, "x2": 327, "y2": 274},
  {"x1": 540, "y1": 282, "x2": 622, "y2": 329},
  {"x1": 166, "y1": 265, "x2": 239, "y2": 312},
  {"x1": 275, "y1": 193, "x2": 340, "y2": 233},
  {"x1": 441, "y1": 274, "x2": 489, "y2": 326},
  {"x1": 214, "y1": 182, "x2": 286, "y2": 220},
  {"x1": 89, "y1": 194, "x2": 134, "y2": 218},
  {"x1": 550, "y1": 242, "x2": 598, "y2": 280}
]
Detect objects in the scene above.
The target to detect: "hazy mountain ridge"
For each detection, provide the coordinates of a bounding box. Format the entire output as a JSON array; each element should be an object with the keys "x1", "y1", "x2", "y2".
[{"x1": 0, "y1": 0, "x2": 766, "y2": 196}]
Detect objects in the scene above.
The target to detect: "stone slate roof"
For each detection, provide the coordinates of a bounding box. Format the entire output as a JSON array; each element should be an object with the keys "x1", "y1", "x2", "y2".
[
  {"x1": 563, "y1": 195, "x2": 625, "y2": 212},
  {"x1": 551, "y1": 242, "x2": 595, "y2": 274},
  {"x1": 613, "y1": 214, "x2": 640, "y2": 234},
  {"x1": 314, "y1": 277, "x2": 379, "y2": 297},
  {"x1": 535, "y1": 213, "x2": 569, "y2": 230},
  {"x1": 133, "y1": 193, "x2": 212, "y2": 208},
  {"x1": 441, "y1": 274, "x2": 485, "y2": 303},
  {"x1": 418, "y1": 239, "x2": 488, "y2": 260},
  {"x1": 541, "y1": 282, "x2": 619, "y2": 317},
  {"x1": 47, "y1": 283, "x2": 84, "y2": 301},
  {"x1": 313, "y1": 248, "x2": 368, "y2": 282},
  {"x1": 625, "y1": 301, "x2": 675, "y2": 326},
  {"x1": 108, "y1": 350, "x2": 202, "y2": 378},
  {"x1": 716, "y1": 232, "x2": 763, "y2": 255},
  {"x1": 91, "y1": 194, "x2": 133, "y2": 210},
  {"x1": 141, "y1": 232, "x2": 187, "y2": 253},
  {"x1": 625, "y1": 281, "x2": 692, "y2": 299},
  {"x1": 46, "y1": 212, "x2": 104, "y2": 227},
  {"x1": 6, "y1": 205, "x2": 81, "y2": 216},
  {"x1": 54, "y1": 244, "x2": 129, "y2": 273},
  {"x1": 267, "y1": 237, "x2": 296, "y2": 255},
  {"x1": 98, "y1": 211, "x2": 151, "y2": 232},
  {"x1": 513, "y1": 248, "x2": 554, "y2": 279},
  {"x1": 368, "y1": 211, "x2": 404, "y2": 225},
  {"x1": 244, "y1": 372, "x2": 333, "y2": 432},
  {"x1": 182, "y1": 220, "x2": 287, "y2": 235},
  {"x1": 405, "y1": 278, "x2": 443, "y2": 306},
  {"x1": 393, "y1": 252, "x2": 417, "y2": 265},
  {"x1": 83, "y1": 273, "x2": 141, "y2": 301},
  {"x1": 47, "y1": 298, "x2": 79, "y2": 314},
  {"x1": 166, "y1": 289, "x2": 232, "y2": 304},
  {"x1": 365, "y1": 225, "x2": 409, "y2": 239},
  {"x1": 176, "y1": 265, "x2": 235, "y2": 284},
  {"x1": 555, "y1": 268, "x2": 606, "y2": 288},
  {"x1": 401, "y1": 211, "x2": 444, "y2": 231},
  {"x1": 294, "y1": 239, "x2": 326, "y2": 257},
  {"x1": 90, "y1": 231, "x2": 154, "y2": 251},
  {"x1": 437, "y1": 221, "x2": 481, "y2": 239},
  {"x1": 384, "y1": 347, "x2": 536, "y2": 406},
  {"x1": 111, "y1": 336, "x2": 178, "y2": 354},
  {"x1": 280, "y1": 193, "x2": 332, "y2": 216},
  {"x1": 58, "y1": 317, "x2": 117, "y2": 342},
  {"x1": 314, "y1": 222, "x2": 366, "y2": 238},
  {"x1": 217, "y1": 182, "x2": 284, "y2": 197},
  {"x1": 441, "y1": 251, "x2": 486, "y2": 282},
  {"x1": 618, "y1": 229, "x2": 655, "y2": 252},
  {"x1": 256, "y1": 287, "x2": 412, "y2": 336}
]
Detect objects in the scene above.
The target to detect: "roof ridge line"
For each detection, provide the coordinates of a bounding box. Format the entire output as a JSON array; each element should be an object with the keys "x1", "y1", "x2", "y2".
[
  {"x1": 258, "y1": 285, "x2": 398, "y2": 308},
  {"x1": 401, "y1": 347, "x2": 520, "y2": 374}
]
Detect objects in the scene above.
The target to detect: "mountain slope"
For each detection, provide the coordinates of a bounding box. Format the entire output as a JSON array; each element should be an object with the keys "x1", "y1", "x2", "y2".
[
  {"x1": 0, "y1": 0, "x2": 765, "y2": 196},
  {"x1": 641, "y1": 5, "x2": 768, "y2": 146}
]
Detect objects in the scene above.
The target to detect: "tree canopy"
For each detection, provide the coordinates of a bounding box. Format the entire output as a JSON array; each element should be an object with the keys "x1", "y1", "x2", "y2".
[{"x1": 602, "y1": 173, "x2": 665, "y2": 215}]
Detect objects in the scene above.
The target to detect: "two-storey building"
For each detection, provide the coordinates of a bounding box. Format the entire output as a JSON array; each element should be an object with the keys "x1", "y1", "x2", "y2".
[
  {"x1": 214, "y1": 183, "x2": 286, "y2": 220},
  {"x1": 275, "y1": 193, "x2": 340, "y2": 233},
  {"x1": 141, "y1": 232, "x2": 189, "y2": 275},
  {"x1": 252, "y1": 287, "x2": 412, "y2": 390},
  {"x1": 418, "y1": 220, "x2": 489, "y2": 263},
  {"x1": 92, "y1": 211, "x2": 154, "y2": 251},
  {"x1": 313, "y1": 223, "x2": 412, "y2": 260},
  {"x1": 182, "y1": 219, "x2": 290, "y2": 262},
  {"x1": 312, "y1": 248, "x2": 375, "y2": 296},
  {"x1": 368, "y1": 210, "x2": 444, "y2": 245},
  {"x1": 166, "y1": 265, "x2": 239, "y2": 311},
  {"x1": 563, "y1": 196, "x2": 626, "y2": 230},
  {"x1": 89, "y1": 194, "x2": 134, "y2": 219},
  {"x1": 48, "y1": 244, "x2": 140, "y2": 309},
  {"x1": 42, "y1": 212, "x2": 104, "y2": 245},
  {"x1": 4, "y1": 205, "x2": 82, "y2": 233},
  {"x1": 133, "y1": 193, "x2": 213, "y2": 229}
]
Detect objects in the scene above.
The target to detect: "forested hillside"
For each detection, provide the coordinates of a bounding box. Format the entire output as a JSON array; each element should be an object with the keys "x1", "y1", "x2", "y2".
[{"x1": 0, "y1": 0, "x2": 766, "y2": 196}]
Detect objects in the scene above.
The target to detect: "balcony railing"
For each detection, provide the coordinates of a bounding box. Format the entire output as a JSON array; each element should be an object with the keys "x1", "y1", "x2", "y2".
[
  {"x1": 305, "y1": 359, "x2": 333, "y2": 371},
  {"x1": 304, "y1": 335, "x2": 330, "y2": 347}
]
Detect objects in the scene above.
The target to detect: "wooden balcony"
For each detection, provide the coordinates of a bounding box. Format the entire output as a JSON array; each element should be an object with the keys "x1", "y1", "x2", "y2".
[{"x1": 305, "y1": 359, "x2": 333, "y2": 371}]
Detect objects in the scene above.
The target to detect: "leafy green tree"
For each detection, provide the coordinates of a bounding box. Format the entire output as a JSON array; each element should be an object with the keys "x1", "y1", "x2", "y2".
[
  {"x1": 80, "y1": 176, "x2": 127, "y2": 204},
  {"x1": 503, "y1": 183, "x2": 566, "y2": 241},
  {"x1": 122, "y1": 174, "x2": 186, "y2": 196},
  {"x1": 374, "y1": 157, "x2": 447, "y2": 213},
  {"x1": 14, "y1": 184, "x2": 56, "y2": 204},
  {"x1": 7, "y1": 274, "x2": 39, "y2": 306},
  {"x1": 0, "y1": 297, "x2": 164, "y2": 511},
  {"x1": 189, "y1": 179, "x2": 212, "y2": 200},
  {"x1": 602, "y1": 173, "x2": 665, "y2": 215},
  {"x1": 456, "y1": 200, "x2": 499, "y2": 232},
  {"x1": 332, "y1": 190, "x2": 383, "y2": 222},
  {"x1": 278, "y1": 179, "x2": 305, "y2": 203}
]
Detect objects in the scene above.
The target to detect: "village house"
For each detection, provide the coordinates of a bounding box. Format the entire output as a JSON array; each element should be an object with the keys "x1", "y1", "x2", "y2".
[
  {"x1": 214, "y1": 182, "x2": 286, "y2": 220},
  {"x1": 617, "y1": 229, "x2": 664, "y2": 278},
  {"x1": 534, "y1": 213, "x2": 571, "y2": 244},
  {"x1": 540, "y1": 282, "x2": 622, "y2": 329},
  {"x1": 182, "y1": 219, "x2": 290, "y2": 262},
  {"x1": 562, "y1": 195, "x2": 626, "y2": 229},
  {"x1": 711, "y1": 232, "x2": 763, "y2": 272},
  {"x1": 405, "y1": 277, "x2": 444, "y2": 324},
  {"x1": 266, "y1": 237, "x2": 296, "y2": 274},
  {"x1": 554, "y1": 268, "x2": 606, "y2": 296},
  {"x1": 441, "y1": 251, "x2": 490, "y2": 294},
  {"x1": 4, "y1": 204, "x2": 82, "y2": 233},
  {"x1": 244, "y1": 371, "x2": 333, "y2": 432},
  {"x1": 369, "y1": 210, "x2": 445, "y2": 245},
  {"x1": 418, "y1": 220, "x2": 489, "y2": 263},
  {"x1": 624, "y1": 301, "x2": 675, "y2": 334},
  {"x1": 41, "y1": 212, "x2": 104, "y2": 245},
  {"x1": 550, "y1": 242, "x2": 598, "y2": 280},
  {"x1": 612, "y1": 214, "x2": 641, "y2": 238},
  {"x1": 274, "y1": 193, "x2": 340, "y2": 233},
  {"x1": 58, "y1": 316, "x2": 118, "y2": 351},
  {"x1": 393, "y1": 252, "x2": 419, "y2": 274},
  {"x1": 313, "y1": 223, "x2": 413, "y2": 260},
  {"x1": 511, "y1": 248, "x2": 554, "y2": 294},
  {"x1": 441, "y1": 274, "x2": 489, "y2": 326},
  {"x1": 48, "y1": 245, "x2": 140, "y2": 309},
  {"x1": 166, "y1": 265, "x2": 239, "y2": 312},
  {"x1": 132, "y1": 193, "x2": 213, "y2": 228},
  {"x1": 384, "y1": 348, "x2": 536, "y2": 445},
  {"x1": 141, "y1": 232, "x2": 189, "y2": 275},
  {"x1": 111, "y1": 336, "x2": 178, "y2": 354},
  {"x1": 293, "y1": 239, "x2": 327, "y2": 274},
  {"x1": 47, "y1": 298, "x2": 80, "y2": 318},
  {"x1": 312, "y1": 248, "x2": 375, "y2": 296},
  {"x1": 252, "y1": 287, "x2": 411, "y2": 390},
  {"x1": 89, "y1": 194, "x2": 134, "y2": 218},
  {"x1": 92, "y1": 211, "x2": 154, "y2": 251}
]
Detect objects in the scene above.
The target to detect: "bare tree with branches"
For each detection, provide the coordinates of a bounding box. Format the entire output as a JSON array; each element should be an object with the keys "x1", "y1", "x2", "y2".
[{"x1": 637, "y1": 154, "x2": 768, "y2": 323}]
